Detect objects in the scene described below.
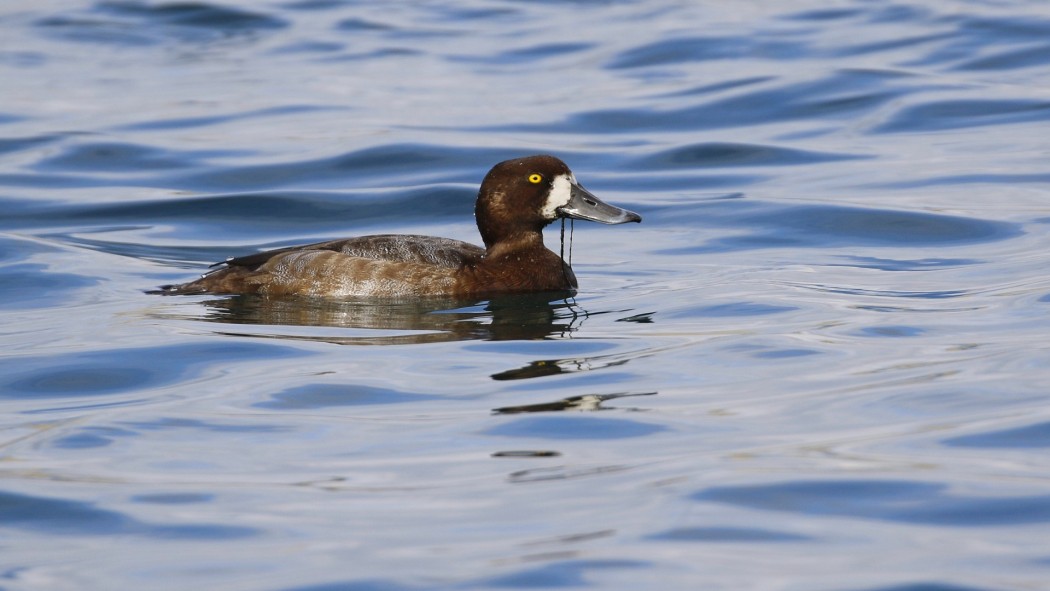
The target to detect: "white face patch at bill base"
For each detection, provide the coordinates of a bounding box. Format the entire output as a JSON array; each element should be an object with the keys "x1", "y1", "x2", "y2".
[{"x1": 540, "y1": 173, "x2": 575, "y2": 219}]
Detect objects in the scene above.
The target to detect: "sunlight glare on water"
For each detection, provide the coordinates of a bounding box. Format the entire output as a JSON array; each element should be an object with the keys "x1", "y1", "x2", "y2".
[{"x1": 2, "y1": 1, "x2": 1050, "y2": 590}]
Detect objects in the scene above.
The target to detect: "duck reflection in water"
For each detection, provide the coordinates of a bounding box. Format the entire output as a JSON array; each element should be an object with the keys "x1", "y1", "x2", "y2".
[
  {"x1": 187, "y1": 291, "x2": 585, "y2": 345},
  {"x1": 493, "y1": 391, "x2": 656, "y2": 414}
]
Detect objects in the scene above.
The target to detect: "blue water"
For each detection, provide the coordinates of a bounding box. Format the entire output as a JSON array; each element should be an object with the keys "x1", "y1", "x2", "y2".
[{"x1": 3, "y1": 1, "x2": 1050, "y2": 589}]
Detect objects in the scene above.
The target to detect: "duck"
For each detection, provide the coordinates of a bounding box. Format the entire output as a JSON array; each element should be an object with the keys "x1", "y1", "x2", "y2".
[{"x1": 152, "y1": 155, "x2": 641, "y2": 298}]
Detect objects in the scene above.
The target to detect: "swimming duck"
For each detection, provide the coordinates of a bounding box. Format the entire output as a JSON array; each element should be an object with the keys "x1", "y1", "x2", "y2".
[{"x1": 153, "y1": 155, "x2": 641, "y2": 298}]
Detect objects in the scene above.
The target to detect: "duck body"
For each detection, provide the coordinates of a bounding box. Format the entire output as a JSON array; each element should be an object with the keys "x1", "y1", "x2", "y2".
[{"x1": 154, "y1": 155, "x2": 639, "y2": 298}]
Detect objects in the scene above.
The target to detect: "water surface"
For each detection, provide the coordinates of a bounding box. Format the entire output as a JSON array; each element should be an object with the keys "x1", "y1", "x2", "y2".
[{"x1": 3, "y1": 1, "x2": 1050, "y2": 590}]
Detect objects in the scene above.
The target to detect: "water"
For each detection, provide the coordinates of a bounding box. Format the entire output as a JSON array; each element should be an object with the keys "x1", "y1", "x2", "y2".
[{"x1": 3, "y1": 1, "x2": 1050, "y2": 589}]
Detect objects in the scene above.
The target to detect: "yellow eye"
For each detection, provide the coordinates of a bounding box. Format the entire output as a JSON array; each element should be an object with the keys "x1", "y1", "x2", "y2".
[{"x1": 528, "y1": 173, "x2": 543, "y2": 184}]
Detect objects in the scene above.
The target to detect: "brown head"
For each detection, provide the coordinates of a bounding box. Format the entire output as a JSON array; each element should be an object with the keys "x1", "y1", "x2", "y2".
[{"x1": 473, "y1": 155, "x2": 641, "y2": 250}]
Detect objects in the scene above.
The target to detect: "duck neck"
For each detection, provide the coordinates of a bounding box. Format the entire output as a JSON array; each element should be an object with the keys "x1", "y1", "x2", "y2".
[
  {"x1": 484, "y1": 230, "x2": 547, "y2": 259},
  {"x1": 476, "y1": 230, "x2": 577, "y2": 292}
]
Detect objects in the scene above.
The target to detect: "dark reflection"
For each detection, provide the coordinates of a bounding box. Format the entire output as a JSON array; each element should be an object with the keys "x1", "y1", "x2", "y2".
[
  {"x1": 508, "y1": 464, "x2": 633, "y2": 483},
  {"x1": 491, "y1": 359, "x2": 572, "y2": 380},
  {"x1": 492, "y1": 450, "x2": 561, "y2": 458},
  {"x1": 617, "y1": 312, "x2": 654, "y2": 323},
  {"x1": 491, "y1": 348, "x2": 643, "y2": 381},
  {"x1": 493, "y1": 392, "x2": 656, "y2": 414},
  {"x1": 178, "y1": 292, "x2": 584, "y2": 345}
]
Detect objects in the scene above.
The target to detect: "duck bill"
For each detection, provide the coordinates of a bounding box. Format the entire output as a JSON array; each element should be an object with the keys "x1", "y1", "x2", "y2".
[{"x1": 557, "y1": 183, "x2": 642, "y2": 224}]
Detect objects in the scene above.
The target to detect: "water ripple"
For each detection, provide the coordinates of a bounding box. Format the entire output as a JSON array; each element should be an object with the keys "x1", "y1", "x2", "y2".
[
  {"x1": 0, "y1": 490, "x2": 258, "y2": 539},
  {"x1": 607, "y1": 36, "x2": 807, "y2": 69},
  {"x1": 873, "y1": 99, "x2": 1050, "y2": 133},
  {"x1": 493, "y1": 69, "x2": 919, "y2": 134},
  {"x1": 35, "y1": 1, "x2": 288, "y2": 45},
  {"x1": 943, "y1": 421, "x2": 1050, "y2": 448},
  {"x1": 0, "y1": 342, "x2": 306, "y2": 401},
  {"x1": 653, "y1": 201, "x2": 1022, "y2": 255},
  {"x1": 4, "y1": 1, "x2": 1050, "y2": 588},
  {"x1": 694, "y1": 480, "x2": 1050, "y2": 526},
  {"x1": 629, "y1": 142, "x2": 865, "y2": 169}
]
